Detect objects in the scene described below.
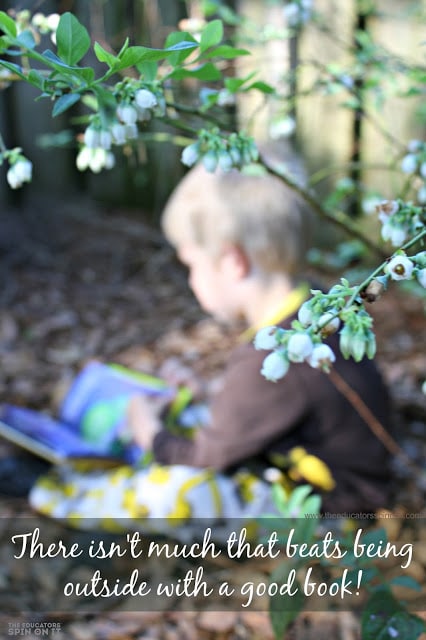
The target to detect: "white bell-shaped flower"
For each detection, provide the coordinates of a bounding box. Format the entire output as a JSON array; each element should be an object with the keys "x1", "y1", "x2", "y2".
[
  {"x1": 181, "y1": 143, "x2": 199, "y2": 167},
  {"x1": 416, "y1": 268, "x2": 426, "y2": 289},
  {"x1": 381, "y1": 222, "x2": 407, "y2": 247},
  {"x1": 261, "y1": 351, "x2": 289, "y2": 382},
  {"x1": 135, "y1": 88, "x2": 158, "y2": 110},
  {"x1": 117, "y1": 104, "x2": 138, "y2": 125},
  {"x1": 76, "y1": 146, "x2": 92, "y2": 171},
  {"x1": 307, "y1": 344, "x2": 336, "y2": 371},
  {"x1": 400, "y1": 154, "x2": 418, "y2": 174},
  {"x1": 287, "y1": 333, "x2": 313, "y2": 363},
  {"x1": 254, "y1": 326, "x2": 279, "y2": 351},
  {"x1": 385, "y1": 255, "x2": 414, "y2": 281},
  {"x1": 6, "y1": 158, "x2": 32, "y2": 188}
]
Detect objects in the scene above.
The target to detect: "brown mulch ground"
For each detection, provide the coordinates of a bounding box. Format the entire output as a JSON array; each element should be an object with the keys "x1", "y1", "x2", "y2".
[{"x1": 0, "y1": 199, "x2": 425, "y2": 639}]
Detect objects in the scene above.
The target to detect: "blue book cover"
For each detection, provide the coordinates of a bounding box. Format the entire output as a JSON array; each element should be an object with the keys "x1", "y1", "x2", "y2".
[{"x1": 0, "y1": 361, "x2": 173, "y2": 465}]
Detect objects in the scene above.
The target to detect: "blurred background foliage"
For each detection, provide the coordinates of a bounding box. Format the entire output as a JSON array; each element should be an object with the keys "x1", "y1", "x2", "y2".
[{"x1": 0, "y1": 0, "x2": 425, "y2": 235}]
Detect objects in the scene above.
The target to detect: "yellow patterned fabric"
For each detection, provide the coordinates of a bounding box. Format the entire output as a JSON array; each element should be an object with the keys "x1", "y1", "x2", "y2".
[{"x1": 29, "y1": 462, "x2": 274, "y2": 533}]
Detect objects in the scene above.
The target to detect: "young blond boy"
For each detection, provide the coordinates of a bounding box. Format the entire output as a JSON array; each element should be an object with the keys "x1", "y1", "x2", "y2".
[
  {"x1": 130, "y1": 156, "x2": 392, "y2": 515},
  {"x1": 29, "y1": 152, "x2": 392, "y2": 526}
]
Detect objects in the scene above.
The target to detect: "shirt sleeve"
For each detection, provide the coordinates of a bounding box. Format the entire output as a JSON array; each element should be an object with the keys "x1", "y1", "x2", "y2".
[{"x1": 152, "y1": 343, "x2": 311, "y2": 470}]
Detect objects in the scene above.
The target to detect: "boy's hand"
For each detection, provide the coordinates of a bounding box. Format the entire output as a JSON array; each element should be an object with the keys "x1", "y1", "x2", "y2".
[{"x1": 127, "y1": 395, "x2": 168, "y2": 450}]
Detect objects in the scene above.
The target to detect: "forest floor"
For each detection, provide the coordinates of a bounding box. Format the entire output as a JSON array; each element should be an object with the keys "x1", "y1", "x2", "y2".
[{"x1": 0, "y1": 199, "x2": 425, "y2": 639}]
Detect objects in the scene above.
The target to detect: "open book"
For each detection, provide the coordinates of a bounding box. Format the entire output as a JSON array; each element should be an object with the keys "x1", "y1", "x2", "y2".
[{"x1": 0, "y1": 361, "x2": 200, "y2": 465}]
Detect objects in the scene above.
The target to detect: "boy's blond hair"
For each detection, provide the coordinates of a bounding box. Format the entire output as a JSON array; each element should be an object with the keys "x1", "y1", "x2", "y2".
[{"x1": 161, "y1": 143, "x2": 312, "y2": 275}]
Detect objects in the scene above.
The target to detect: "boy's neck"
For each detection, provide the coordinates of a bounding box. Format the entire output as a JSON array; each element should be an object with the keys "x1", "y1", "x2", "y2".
[{"x1": 242, "y1": 273, "x2": 299, "y2": 328}]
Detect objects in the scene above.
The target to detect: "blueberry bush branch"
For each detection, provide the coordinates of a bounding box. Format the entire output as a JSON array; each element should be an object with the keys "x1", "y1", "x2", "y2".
[
  {"x1": 0, "y1": 10, "x2": 255, "y2": 177},
  {"x1": 259, "y1": 151, "x2": 387, "y2": 258},
  {"x1": 0, "y1": 7, "x2": 425, "y2": 379},
  {"x1": 256, "y1": 221, "x2": 425, "y2": 383},
  {"x1": 0, "y1": 6, "x2": 425, "y2": 640}
]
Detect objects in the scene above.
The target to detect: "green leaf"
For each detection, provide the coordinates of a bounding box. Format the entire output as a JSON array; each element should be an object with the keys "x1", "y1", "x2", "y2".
[
  {"x1": 225, "y1": 78, "x2": 247, "y2": 92},
  {"x1": 361, "y1": 587, "x2": 426, "y2": 640},
  {"x1": 167, "y1": 40, "x2": 198, "y2": 53},
  {"x1": 302, "y1": 493, "x2": 321, "y2": 516},
  {"x1": 94, "y1": 41, "x2": 118, "y2": 68},
  {"x1": 117, "y1": 37, "x2": 129, "y2": 59},
  {"x1": 293, "y1": 518, "x2": 318, "y2": 547},
  {"x1": 165, "y1": 31, "x2": 188, "y2": 48},
  {"x1": 16, "y1": 30, "x2": 36, "y2": 49},
  {"x1": 202, "y1": 0, "x2": 241, "y2": 24},
  {"x1": 113, "y1": 40, "x2": 197, "y2": 71},
  {"x1": 357, "y1": 527, "x2": 388, "y2": 550},
  {"x1": 400, "y1": 87, "x2": 422, "y2": 98},
  {"x1": 358, "y1": 566, "x2": 380, "y2": 583},
  {"x1": 342, "y1": 96, "x2": 362, "y2": 110},
  {"x1": 75, "y1": 66, "x2": 95, "y2": 84},
  {"x1": 200, "y1": 19, "x2": 223, "y2": 52},
  {"x1": 56, "y1": 12, "x2": 91, "y2": 65},
  {"x1": 203, "y1": 44, "x2": 250, "y2": 59},
  {"x1": 42, "y1": 50, "x2": 95, "y2": 84},
  {"x1": 163, "y1": 32, "x2": 199, "y2": 66},
  {"x1": 94, "y1": 85, "x2": 118, "y2": 111},
  {"x1": 81, "y1": 93, "x2": 99, "y2": 111},
  {"x1": 408, "y1": 68, "x2": 426, "y2": 84},
  {"x1": 270, "y1": 591, "x2": 304, "y2": 640},
  {"x1": 0, "y1": 60, "x2": 26, "y2": 80},
  {"x1": 0, "y1": 35, "x2": 9, "y2": 52},
  {"x1": 286, "y1": 484, "x2": 314, "y2": 512},
  {"x1": 115, "y1": 46, "x2": 154, "y2": 69},
  {"x1": 271, "y1": 483, "x2": 288, "y2": 513},
  {"x1": 218, "y1": 5, "x2": 242, "y2": 26},
  {"x1": 202, "y1": 1, "x2": 222, "y2": 17},
  {"x1": 52, "y1": 92, "x2": 81, "y2": 117},
  {"x1": 269, "y1": 569, "x2": 304, "y2": 640},
  {"x1": 27, "y1": 69, "x2": 45, "y2": 89},
  {"x1": 389, "y1": 575, "x2": 423, "y2": 591},
  {"x1": 199, "y1": 91, "x2": 220, "y2": 112},
  {"x1": 136, "y1": 60, "x2": 158, "y2": 82},
  {"x1": 0, "y1": 47, "x2": 23, "y2": 57},
  {"x1": 169, "y1": 62, "x2": 221, "y2": 81},
  {"x1": 224, "y1": 72, "x2": 256, "y2": 92},
  {"x1": 248, "y1": 80, "x2": 276, "y2": 94},
  {"x1": 0, "y1": 11, "x2": 17, "y2": 37}
]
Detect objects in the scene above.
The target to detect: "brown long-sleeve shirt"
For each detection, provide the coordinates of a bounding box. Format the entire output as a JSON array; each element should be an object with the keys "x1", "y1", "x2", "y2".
[{"x1": 153, "y1": 321, "x2": 392, "y2": 513}]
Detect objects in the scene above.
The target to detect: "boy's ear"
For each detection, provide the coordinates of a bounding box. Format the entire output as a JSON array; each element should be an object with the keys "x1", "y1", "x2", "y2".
[{"x1": 221, "y1": 244, "x2": 251, "y2": 279}]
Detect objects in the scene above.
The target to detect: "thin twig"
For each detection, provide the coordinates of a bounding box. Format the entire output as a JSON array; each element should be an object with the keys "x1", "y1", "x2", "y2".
[
  {"x1": 259, "y1": 152, "x2": 388, "y2": 258},
  {"x1": 328, "y1": 368, "x2": 423, "y2": 476},
  {"x1": 346, "y1": 227, "x2": 426, "y2": 307}
]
